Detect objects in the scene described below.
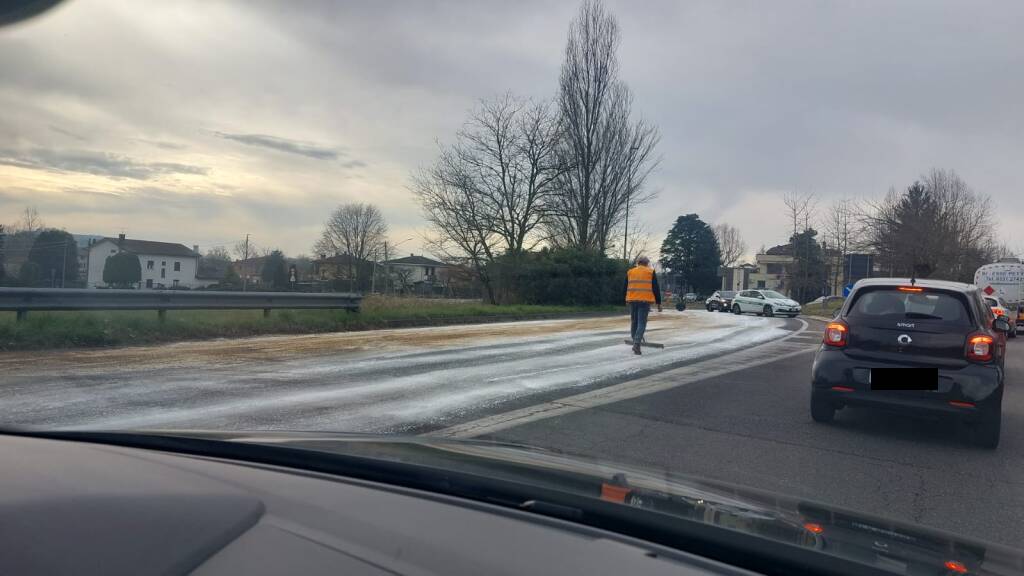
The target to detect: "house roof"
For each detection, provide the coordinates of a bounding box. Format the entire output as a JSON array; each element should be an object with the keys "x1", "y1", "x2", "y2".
[
  {"x1": 383, "y1": 255, "x2": 447, "y2": 266},
  {"x1": 316, "y1": 254, "x2": 371, "y2": 266},
  {"x1": 98, "y1": 237, "x2": 197, "y2": 258},
  {"x1": 764, "y1": 244, "x2": 792, "y2": 256}
]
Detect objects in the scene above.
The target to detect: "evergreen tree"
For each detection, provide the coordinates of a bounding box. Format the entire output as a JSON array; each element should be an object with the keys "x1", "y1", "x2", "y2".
[{"x1": 659, "y1": 214, "x2": 721, "y2": 295}]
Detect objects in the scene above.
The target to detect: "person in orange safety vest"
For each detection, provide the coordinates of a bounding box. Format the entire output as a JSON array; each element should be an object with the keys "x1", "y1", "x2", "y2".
[{"x1": 624, "y1": 256, "x2": 662, "y2": 355}]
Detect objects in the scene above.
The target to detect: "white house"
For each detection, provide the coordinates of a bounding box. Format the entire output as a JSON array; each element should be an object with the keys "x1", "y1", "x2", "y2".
[
  {"x1": 382, "y1": 254, "x2": 451, "y2": 288},
  {"x1": 86, "y1": 234, "x2": 201, "y2": 289}
]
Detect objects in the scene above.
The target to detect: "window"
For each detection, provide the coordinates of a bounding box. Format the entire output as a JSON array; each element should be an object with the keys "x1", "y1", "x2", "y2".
[
  {"x1": 756, "y1": 280, "x2": 766, "y2": 288},
  {"x1": 161, "y1": 269, "x2": 166, "y2": 279},
  {"x1": 161, "y1": 261, "x2": 166, "y2": 266},
  {"x1": 110, "y1": 249, "x2": 116, "y2": 254},
  {"x1": 173, "y1": 279, "x2": 179, "y2": 287},
  {"x1": 765, "y1": 263, "x2": 785, "y2": 275},
  {"x1": 145, "y1": 279, "x2": 153, "y2": 288},
  {"x1": 173, "y1": 261, "x2": 181, "y2": 272},
  {"x1": 850, "y1": 288, "x2": 970, "y2": 325},
  {"x1": 147, "y1": 260, "x2": 154, "y2": 270}
]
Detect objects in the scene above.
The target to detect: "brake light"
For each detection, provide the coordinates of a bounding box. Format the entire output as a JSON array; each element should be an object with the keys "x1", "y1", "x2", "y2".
[
  {"x1": 966, "y1": 333, "x2": 994, "y2": 362},
  {"x1": 823, "y1": 321, "x2": 848, "y2": 347},
  {"x1": 803, "y1": 522, "x2": 825, "y2": 534},
  {"x1": 992, "y1": 307, "x2": 1005, "y2": 317},
  {"x1": 944, "y1": 560, "x2": 968, "y2": 574},
  {"x1": 898, "y1": 286, "x2": 923, "y2": 292}
]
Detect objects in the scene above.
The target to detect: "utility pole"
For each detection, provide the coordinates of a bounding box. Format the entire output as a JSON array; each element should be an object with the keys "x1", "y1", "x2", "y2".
[
  {"x1": 242, "y1": 234, "x2": 250, "y2": 292},
  {"x1": 61, "y1": 238, "x2": 68, "y2": 288},
  {"x1": 622, "y1": 198, "x2": 629, "y2": 261},
  {"x1": 383, "y1": 240, "x2": 389, "y2": 296}
]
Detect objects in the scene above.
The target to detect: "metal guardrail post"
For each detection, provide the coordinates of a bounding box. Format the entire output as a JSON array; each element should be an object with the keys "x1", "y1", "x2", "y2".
[
  {"x1": 16, "y1": 309, "x2": 27, "y2": 322},
  {"x1": 263, "y1": 309, "x2": 271, "y2": 318},
  {"x1": 158, "y1": 309, "x2": 167, "y2": 322}
]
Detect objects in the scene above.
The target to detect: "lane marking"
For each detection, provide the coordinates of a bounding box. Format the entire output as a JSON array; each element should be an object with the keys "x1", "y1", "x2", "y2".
[{"x1": 430, "y1": 319, "x2": 813, "y2": 439}]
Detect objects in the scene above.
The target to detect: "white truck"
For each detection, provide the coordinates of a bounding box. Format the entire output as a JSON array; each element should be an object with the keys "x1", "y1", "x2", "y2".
[{"x1": 974, "y1": 258, "x2": 1024, "y2": 336}]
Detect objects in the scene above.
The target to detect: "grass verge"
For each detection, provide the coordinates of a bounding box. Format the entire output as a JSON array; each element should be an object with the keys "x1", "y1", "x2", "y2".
[
  {"x1": 0, "y1": 296, "x2": 620, "y2": 351},
  {"x1": 801, "y1": 297, "x2": 845, "y2": 318}
]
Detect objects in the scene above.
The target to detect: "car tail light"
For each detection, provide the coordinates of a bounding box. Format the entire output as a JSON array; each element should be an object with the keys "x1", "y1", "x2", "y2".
[
  {"x1": 898, "y1": 286, "x2": 923, "y2": 292},
  {"x1": 803, "y1": 522, "x2": 824, "y2": 534},
  {"x1": 823, "y1": 321, "x2": 848, "y2": 347},
  {"x1": 944, "y1": 560, "x2": 968, "y2": 574},
  {"x1": 966, "y1": 333, "x2": 994, "y2": 362},
  {"x1": 992, "y1": 307, "x2": 1005, "y2": 317}
]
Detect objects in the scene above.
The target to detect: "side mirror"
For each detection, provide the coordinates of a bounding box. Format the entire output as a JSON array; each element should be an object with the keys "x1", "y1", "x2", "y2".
[{"x1": 993, "y1": 317, "x2": 1011, "y2": 333}]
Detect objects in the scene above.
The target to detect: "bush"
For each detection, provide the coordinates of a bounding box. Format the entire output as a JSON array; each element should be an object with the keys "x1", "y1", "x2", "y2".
[{"x1": 489, "y1": 248, "x2": 629, "y2": 306}]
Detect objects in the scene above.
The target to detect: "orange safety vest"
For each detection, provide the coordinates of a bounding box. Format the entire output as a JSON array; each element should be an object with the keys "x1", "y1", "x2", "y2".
[{"x1": 625, "y1": 265, "x2": 656, "y2": 303}]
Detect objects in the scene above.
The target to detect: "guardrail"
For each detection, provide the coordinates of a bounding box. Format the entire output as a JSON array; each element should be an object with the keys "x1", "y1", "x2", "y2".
[{"x1": 0, "y1": 287, "x2": 362, "y2": 321}]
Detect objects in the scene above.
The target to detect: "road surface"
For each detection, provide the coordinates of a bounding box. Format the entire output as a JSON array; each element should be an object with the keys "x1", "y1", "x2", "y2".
[{"x1": 1, "y1": 310, "x2": 1022, "y2": 547}]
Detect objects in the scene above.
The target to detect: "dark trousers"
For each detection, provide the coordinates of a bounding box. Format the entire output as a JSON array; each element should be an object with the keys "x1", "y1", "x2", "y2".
[{"x1": 629, "y1": 301, "x2": 651, "y2": 344}]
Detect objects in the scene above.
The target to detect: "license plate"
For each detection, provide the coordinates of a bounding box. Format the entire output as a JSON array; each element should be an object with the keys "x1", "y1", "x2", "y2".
[{"x1": 870, "y1": 368, "x2": 938, "y2": 391}]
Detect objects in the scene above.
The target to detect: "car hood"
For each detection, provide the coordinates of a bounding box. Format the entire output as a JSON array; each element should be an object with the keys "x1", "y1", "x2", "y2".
[
  {"x1": 161, "y1": 430, "x2": 1020, "y2": 575},
  {"x1": 766, "y1": 297, "x2": 800, "y2": 307}
]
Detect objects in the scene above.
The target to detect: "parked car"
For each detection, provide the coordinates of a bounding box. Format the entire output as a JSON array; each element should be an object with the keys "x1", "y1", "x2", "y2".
[
  {"x1": 731, "y1": 289, "x2": 801, "y2": 317},
  {"x1": 984, "y1": 295, "x2": 1017, "y2": 338},
  {"x1": 705, "y1": 290, "x2": 736, "y2": 312},
  {"x1": 684, "y1": 292, "x2": 698, "y2": 302},
  {"x1": 811, "y1": 278, "x2": 1011, "y2": 448}
]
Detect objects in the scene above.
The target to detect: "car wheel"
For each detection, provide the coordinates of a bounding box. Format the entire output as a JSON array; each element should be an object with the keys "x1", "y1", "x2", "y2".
[
  {"x1": 706, "y1": 303, "x2": 714, "y2": 312},
  {"x1": 810, "y1": 390, "x2": 836, "y2": 423},
  {"x1": 763, "y1": 304, "x2": 774, "y2": 317},
  {"x1": 732, "y1": 303, "x2": 741, "y2": 315}
]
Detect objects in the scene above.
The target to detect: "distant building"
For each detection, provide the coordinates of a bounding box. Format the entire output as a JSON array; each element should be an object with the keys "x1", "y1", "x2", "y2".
[
  {"x1": 233, "y1": 256, "x2": 268, "y2": 287},
  {"x1": 86, "y1": 234, "x2": 200, "y2": 289},
  {"x1": 748, "y1": 244, "x2": 795, "y2": 292},
  {"x1": 719, "y1": 263, "x2": 758, "y2": 291},
  {"x1": 382, "y1": 254, "x2": 451, "y2": 291}
]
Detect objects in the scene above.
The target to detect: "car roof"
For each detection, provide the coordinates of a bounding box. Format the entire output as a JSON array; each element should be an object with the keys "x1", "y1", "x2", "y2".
[{"x1": 852, "y1": 277, "x2": 977, "y2": 294}]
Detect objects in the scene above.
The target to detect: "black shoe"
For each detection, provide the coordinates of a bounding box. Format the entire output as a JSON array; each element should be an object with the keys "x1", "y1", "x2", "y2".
[{"x1": 632, "y1": 343, "x2": 642, "y2": 355}]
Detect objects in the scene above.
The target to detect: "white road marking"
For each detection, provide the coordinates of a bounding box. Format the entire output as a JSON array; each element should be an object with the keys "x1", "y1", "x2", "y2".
[{"x1": 430, "y1": 319, "x2": 813, "y2": 439}]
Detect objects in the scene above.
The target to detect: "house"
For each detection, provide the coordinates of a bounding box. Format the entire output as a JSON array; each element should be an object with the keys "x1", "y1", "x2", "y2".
[
  {"x1": 382, "y1": 254, "x2": 450, "y2": 290},
  {"x1": 747, "y1": 244, "x2": 795, "y2": 292},
  {"x1": 86, "y1": 234, "x2": 200, "y2": 289},
  {"x1": 719, "y1": 263, "x2": 758, "y2": 292},
  {"x1": 233, "y1": 256, "x2": 268, "y2": 287},
  {"x1": 312, "y1": 254, "x2": 374, "y2": 291}
]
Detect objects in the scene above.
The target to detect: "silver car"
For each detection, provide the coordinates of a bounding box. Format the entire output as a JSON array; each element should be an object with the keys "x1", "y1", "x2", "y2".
[{"x1": 731, "y1": 289, "x2": 801, "y2": 317}]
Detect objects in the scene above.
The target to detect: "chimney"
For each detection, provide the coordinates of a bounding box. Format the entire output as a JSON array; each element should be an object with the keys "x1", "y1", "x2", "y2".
[
  {"x1": 118, "y1": 233, "x2": 126, "y2": 241},
  {"x1": 193, "y1": 244, "x2": 200, "y2": 255},
  {"x1": 410, "y1": 253, "x2": 414, "y2": 257}
]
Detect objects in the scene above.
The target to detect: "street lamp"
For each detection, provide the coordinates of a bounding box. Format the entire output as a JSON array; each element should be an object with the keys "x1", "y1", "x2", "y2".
[{"x1": 623, "y1": 144, "x2": 641, "y2": 262}]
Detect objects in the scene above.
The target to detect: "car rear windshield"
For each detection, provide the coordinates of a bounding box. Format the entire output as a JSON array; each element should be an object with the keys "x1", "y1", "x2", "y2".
[
  {"x1": 984, "y1": 297, "x2": 999, "y2": 307},
  {"x1": 721, "y1": 291, "x2": 736, "y2": 298},
  {"x1": 849, "y1": 288, "x2": 972, "y2": 325}
]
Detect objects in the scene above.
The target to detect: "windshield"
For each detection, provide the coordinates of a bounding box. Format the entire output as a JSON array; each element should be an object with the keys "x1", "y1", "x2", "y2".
[{"x1": 1, "y1": 0, "x2": 1023, "y2": 567}]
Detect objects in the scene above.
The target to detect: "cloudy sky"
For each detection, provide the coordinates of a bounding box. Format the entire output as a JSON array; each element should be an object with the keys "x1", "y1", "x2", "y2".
[{"x1": 2, "y1": 0, "x2": 1022, "y2": 260}]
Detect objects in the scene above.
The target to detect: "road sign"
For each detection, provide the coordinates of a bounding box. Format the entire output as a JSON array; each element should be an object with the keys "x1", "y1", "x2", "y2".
[
  {"x1": 983, "y1": 285, "x2": 995, "y2": 295},
  {"x1": 842, "y1": 284, "x2": 854, "y2": 297}
]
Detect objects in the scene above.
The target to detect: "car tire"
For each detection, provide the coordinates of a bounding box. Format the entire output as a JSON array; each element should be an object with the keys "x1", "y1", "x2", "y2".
[
  {"x1": 706, "y1": 304, "x2": 715, "y2": 312},
  {"x1": 732, "y1": 303, "x2": 741, "y2": 315},
  {"x1": 763, "y1": 304, "x2": 774, "y2": 317},
  {"x1": 810, "y1": 390, "x2": 836, "y2": 423}
]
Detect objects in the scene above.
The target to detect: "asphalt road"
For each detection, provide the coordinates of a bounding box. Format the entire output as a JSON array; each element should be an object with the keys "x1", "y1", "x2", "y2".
[
  {"x1": 478, "y1": 323, "x2": 1024, "y2": 549},
  {"x1": 1, "y1": 309, "x2": 1020, "y2": 548}
]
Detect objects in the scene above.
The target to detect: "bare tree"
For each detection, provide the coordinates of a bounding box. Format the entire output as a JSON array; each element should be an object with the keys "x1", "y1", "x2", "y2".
[
  {"x1": 859, "y1": 169, "x2": 997, "y2": 282},
  {"x1": 455, "y1": 94, "x2": 563, "y2": 254},
  {"x1": 314, "y1": 203, "x2": 388, "y2": 289},
  {"x1": 413, "y1": 149, "x2": 502, "y2": 304},
  {"x1": 713, "y1": 223, "x2": 746, "y2": 267},
  {"x1": 782, "y1": 191, "x2": 817, "y2": 241},
  {"x1": 823, "y1": 198, "x2": 856, "y2": 292},
  {"x1": 20, "y1": 206, "x2": 42, "y2": 233},
  {"x1": 548, "y1": 0, "x2": 660, "y2": 253}
]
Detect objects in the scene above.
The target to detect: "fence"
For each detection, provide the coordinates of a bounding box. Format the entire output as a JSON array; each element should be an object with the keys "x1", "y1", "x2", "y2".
[{"x1": 0, "y1": 287, "x2": 362, "y2": 321}]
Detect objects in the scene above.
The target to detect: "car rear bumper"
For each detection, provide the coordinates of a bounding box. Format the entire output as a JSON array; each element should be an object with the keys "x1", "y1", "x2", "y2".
[{"x1": 811, "y1": 348, "x2": 1003, "y2": 417}]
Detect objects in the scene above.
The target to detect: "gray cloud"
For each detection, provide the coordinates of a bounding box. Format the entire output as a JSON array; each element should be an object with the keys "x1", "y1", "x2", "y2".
[
  {"x1": 0, "y1": 148, "x2": 208, "y2": 180},
  {"x1": 214, "y1": 131, "x2": 341, "y2": 161}
]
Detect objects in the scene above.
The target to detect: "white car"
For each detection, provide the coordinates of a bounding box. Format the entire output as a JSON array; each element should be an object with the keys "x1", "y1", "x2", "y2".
[{"x1": 731, "y1": 289, "x2": 802, "y2": 317}]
